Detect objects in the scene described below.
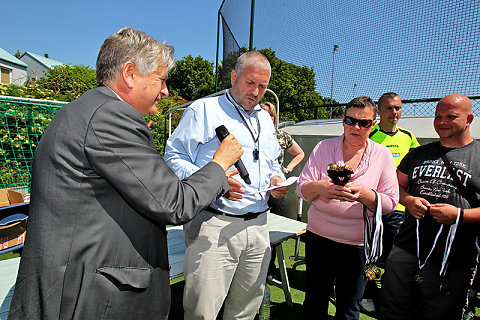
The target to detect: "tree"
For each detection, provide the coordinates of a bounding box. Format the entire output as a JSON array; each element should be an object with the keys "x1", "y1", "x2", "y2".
[
  {"x1": 259, "y1": 48, "x2": 327, "y2": 122},
  {"x1": 219, "y1": 48, "x2": 247, "y2": 91},
  {"x1": 37, "y1": 65, "x2": 97, "y2": 101},
  {"x1": 167, "y1": 55, "x2": 216, "y2": 101},
  {"x1": 14, "y1": 50, "x2": 21, "y2": 58},
  {"x1": 144, "y1": 94, "x2": 188, "y2": 156}
]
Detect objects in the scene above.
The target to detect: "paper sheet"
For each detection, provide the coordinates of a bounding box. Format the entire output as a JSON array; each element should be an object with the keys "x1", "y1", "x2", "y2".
[{"x1": 247, "y1": 176, "x2": 298, "y2": 195}]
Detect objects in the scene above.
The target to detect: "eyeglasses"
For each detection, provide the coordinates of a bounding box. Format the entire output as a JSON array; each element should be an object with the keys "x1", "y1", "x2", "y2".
[{"x1": 343, "y1": 116, "x2": 374, "y2": 128}]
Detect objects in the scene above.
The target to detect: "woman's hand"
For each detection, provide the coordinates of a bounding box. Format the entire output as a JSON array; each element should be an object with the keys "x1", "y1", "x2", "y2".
[
  {"x1": 301, "y1": 179, "x2": 333, "y2": 202},
  {"x1": 341, "y1": 183, "x2": 377, "y2": 210},
  {"x1": 302, "y1": 180, "x2": 374, "y2": 207},
  {"x1": 326, "y1": 182, "x2": 356, "y2": 201}
]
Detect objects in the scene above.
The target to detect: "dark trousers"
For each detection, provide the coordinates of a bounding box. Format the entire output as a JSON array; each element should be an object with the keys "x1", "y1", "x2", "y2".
[
  {"x1": 379, "y1": 245, "x2": 474, "y2": 320},
  {"x1": 381, "y1": 210, "x2": 404, "y2": 265},
  {"x1": 303, "y1": 231, "x2": 366, "y2": 320}
]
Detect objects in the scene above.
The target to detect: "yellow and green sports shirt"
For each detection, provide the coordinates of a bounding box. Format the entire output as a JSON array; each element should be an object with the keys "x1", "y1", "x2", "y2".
[{"x1": 369, "y1": 124, "x2": 420, "y2": 212}]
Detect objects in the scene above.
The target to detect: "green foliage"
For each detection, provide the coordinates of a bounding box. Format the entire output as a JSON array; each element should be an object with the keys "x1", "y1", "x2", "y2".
[
  {"x1": 0, "y1": 100, "x2": 60, "y2": 189},
  {"x1": 259, "y1": 48, "x2": 326, "y2": 122},
  {"x1": 0, "y1": 83, "x2": 58, "y2": 101},
  {"x1": 1, "y1": 64, "x2": 97, "y2": 102},
  {"x1": 167, "y1": 55, "x2": 216, "y2": 101},
  {"x1": 214, "y1": 63, "x2": 224, "y2": 91},
  {"x1": 0, "y1": 48, "x2": 338, "y2": 191},
  {"x1": 145, "y1": 94, "x2": 188, "y2": 156},
  {"x1": 14, "y1": 50, "x2": 21, "y2": 58},
  {"x1": 36, "y1": 65, "x2": 97, "y2": 101},
  {"x1": 219, "y1": 48, "x2": 248, "y2": 91}
]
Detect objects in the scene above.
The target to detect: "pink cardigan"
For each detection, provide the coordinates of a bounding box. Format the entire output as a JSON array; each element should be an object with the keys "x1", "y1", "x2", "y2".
[{"x1": 296, "y1": 135, "x2": 399, "y2": 246}]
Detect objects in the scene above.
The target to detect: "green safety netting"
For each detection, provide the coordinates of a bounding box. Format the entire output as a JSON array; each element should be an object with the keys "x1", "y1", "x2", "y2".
[{"x1": 0, "y1": 96, "x2": 65, "y2": 193}]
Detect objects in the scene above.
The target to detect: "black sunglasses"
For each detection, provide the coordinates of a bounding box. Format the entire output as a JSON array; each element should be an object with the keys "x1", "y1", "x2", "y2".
[{"x1": 343, "y1": 116, "x2": 374, "y2": 128}]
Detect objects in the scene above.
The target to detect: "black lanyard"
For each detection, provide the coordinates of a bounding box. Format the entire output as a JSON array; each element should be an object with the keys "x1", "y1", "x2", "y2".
[{"x1": 226, "y1": 92, "x2": 261, "y2": 160}]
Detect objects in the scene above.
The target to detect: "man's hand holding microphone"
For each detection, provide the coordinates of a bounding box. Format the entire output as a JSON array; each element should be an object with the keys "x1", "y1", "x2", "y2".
[{"x1": 212, "y1": 133, "x2": 244, "y2": 173}]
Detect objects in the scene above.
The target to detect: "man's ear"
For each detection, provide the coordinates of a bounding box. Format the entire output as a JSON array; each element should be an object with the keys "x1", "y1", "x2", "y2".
[
  {"x1": 231, "y1": 70, "x2": 237, "y2": 86},
  {"x1": 122, "y1": 61, "x2": 136, "y2": 89},
  {"x1": 466, "y1": 114, "x2": 474, "y2": 126}
]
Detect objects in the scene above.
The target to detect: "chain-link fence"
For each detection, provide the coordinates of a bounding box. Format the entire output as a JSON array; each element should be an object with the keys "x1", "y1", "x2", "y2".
[
  {"x1": 219, "y1": 0, "x2": 480, "y2": 105},
  {"x1": 281, "y1": 96, "x2": 480, "y2": 121}
]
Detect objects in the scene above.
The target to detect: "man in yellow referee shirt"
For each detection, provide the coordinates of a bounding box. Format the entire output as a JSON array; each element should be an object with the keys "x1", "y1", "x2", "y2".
[
  {"x1": 370, "y1": 92, "x2": 420, "y2": 256},
  {"x1": 361, "y1": 92, "x2": 419, "y2": 313}
]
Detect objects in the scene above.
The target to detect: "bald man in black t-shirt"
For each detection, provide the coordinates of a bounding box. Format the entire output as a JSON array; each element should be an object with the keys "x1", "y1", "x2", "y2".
[{"x1": 379, "y1": 94, "x2": 480, "y2": 320}]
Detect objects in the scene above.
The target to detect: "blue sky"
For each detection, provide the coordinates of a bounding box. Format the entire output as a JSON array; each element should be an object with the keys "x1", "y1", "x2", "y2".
[
  {"x1": 250, "y1": 0, "x2": 480, "y2": 103},
  {"x1": 1, "y1": 0, "x2": 223, "y2": 68},
  {"x1": 2, "y1": 0, "x2": 479, "y2": 108}
]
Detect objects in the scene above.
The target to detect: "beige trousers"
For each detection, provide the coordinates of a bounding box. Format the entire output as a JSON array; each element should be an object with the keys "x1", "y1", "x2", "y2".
[{"x1": 183, "y1": 209, "x2": 271, "y2": 320}]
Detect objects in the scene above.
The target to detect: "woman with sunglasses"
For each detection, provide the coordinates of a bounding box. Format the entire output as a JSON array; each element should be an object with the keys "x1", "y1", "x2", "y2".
[{"x1": 296, "y1": 96, "x2": 399, "y2": 320}]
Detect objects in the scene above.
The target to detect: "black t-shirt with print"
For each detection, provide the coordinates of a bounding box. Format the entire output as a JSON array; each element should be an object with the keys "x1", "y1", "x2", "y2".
[{"x1": 394, "y1": 140, "x2": 480, "y2": 266}]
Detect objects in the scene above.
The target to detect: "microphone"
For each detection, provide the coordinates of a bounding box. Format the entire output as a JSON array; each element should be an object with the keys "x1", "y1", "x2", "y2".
[{"x1": 215, "y1": 125, "x2": 251, "y2": 185}]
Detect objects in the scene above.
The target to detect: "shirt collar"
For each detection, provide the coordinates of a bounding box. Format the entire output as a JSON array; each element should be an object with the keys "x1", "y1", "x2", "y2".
[{"x1": 105, "y1": 85, "x2": 125, "y2": 102}]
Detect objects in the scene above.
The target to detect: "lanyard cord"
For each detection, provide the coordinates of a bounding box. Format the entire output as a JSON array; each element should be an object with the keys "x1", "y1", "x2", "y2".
[
  {"x1": 416, "y1": 207, "x2": 460, "y2": 277},
  {"x1": 226, "y1": 92, "x2": 261, "y2": 146},
  {"x1": 440, "y1": 208, "x2": 460, "y2": 276},
  {"x1": 363, "y1": 190, "x2": 384, "y2": 265}
]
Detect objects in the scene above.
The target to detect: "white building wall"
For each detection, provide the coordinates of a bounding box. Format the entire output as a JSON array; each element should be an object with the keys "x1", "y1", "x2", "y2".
[
  {"x1": 0, "y1": 60, "x2": 27, "y2": 86},
  {"x1": 19, "y1": 55, "x2": 47, "y2": 81}
]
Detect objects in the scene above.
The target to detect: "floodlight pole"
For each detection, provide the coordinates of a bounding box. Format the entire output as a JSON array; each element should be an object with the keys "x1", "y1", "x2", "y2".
[
  {"x1": 329, "y1": 44, "x2": 339, "y2": 119},
  {"x1": 249, "y1": 0, "x2": 255, "y2": 51}
]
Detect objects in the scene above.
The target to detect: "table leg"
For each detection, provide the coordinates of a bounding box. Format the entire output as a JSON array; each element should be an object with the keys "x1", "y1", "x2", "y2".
[{"x1": 267, "y1": 242, "x2": 292, "y2": 307}]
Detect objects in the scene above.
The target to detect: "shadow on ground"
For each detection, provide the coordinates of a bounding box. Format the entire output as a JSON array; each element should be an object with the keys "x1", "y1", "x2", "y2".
[
  {"x1": 168, "y1": 268, "x2": 308, "y2": 320},
  {"x1": 168, "y1": 265, "x2": 382, "y2": 319}
]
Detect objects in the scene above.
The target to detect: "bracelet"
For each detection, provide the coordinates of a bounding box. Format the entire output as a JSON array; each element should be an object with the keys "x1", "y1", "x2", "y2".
[{"x1": 459, "y1": 208, "x2": 464, "y2": 224}]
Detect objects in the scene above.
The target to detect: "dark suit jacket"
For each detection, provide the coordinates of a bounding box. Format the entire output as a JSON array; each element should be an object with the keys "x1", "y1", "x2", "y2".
[{"x1": 8, "y1": 86, "x2": 229, "y2": 319}]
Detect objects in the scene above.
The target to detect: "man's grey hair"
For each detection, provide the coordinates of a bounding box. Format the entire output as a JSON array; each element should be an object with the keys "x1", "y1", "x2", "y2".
[
  {"x1": 96, "y1": 27, "x2": 175, "y2": 84},
  {"x1": 234, "y1": 51, "x2": 271, "y2": 76}
]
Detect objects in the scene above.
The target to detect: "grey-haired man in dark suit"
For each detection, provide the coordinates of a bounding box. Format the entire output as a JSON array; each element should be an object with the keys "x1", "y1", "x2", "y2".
[{"x1": 8, "y1": 27, "x2": 243, "y2": 320}]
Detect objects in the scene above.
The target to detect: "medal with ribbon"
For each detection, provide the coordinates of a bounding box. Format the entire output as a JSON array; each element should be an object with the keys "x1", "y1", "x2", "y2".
[{"x1": 363, "y1": 190, "x2": 383, "y2": 281}]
